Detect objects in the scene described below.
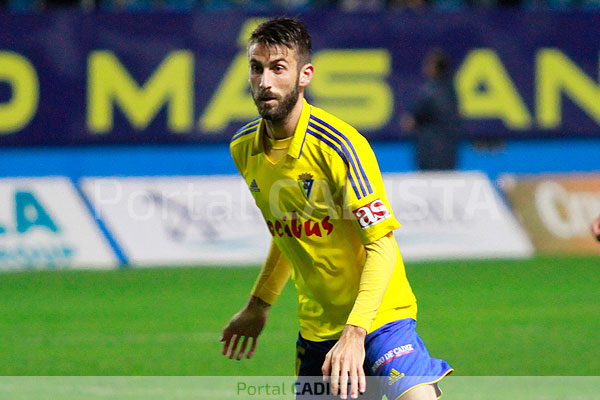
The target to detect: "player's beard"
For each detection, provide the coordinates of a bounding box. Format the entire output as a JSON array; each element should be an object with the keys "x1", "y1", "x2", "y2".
[{"x1": 252, "y1": 79, "x2": 300, "y2": 123}]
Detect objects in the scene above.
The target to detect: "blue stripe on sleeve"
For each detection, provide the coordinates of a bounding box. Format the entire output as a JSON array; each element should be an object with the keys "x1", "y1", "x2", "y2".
[
  {"x1": 307, "y1": 128, "x2": 362, "y2": 199},
  {"x1": 231, "y1": 127, "x2": 257, "y2": 142},
  {"x1": 236, "y1": 117, "x2": 261, "y2": 133},
  {"x1": 309, "y1": 115, "x2": 373, "y2": 195},
  {"x1": 231, "y1": 118, "x2": 261, "y2": 142},
  {"x1": 308, "y1": 121, "x2": 367, "y2": 198}
]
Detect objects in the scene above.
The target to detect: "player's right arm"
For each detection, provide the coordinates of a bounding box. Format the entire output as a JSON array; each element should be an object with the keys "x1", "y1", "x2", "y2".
[{"x1": 221, "y1": 240, "x2": 291, "y2": 360}]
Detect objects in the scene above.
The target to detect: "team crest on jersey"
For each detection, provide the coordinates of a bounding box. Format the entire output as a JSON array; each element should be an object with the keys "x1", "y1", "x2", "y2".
[{"x1": 298, "y1": 173, "x2": 314, "y2": 199}]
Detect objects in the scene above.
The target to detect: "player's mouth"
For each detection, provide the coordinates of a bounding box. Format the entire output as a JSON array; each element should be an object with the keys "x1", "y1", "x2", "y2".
[
  {"x1": 257, "y1": 91, "x2": 279, "y2": 104},
  {"x1": 260, "y1": 97, "x2": 278, "y2": 105}
]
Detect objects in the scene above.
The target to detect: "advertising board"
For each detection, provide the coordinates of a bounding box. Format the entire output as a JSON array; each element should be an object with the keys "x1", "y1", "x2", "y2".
[
  {"x1": 81, "y1": 176, "x2": 270, "y2": 266},
  {"x1": 500, "y1": 173, "x2": 600, "y2": 254},
  {"x1": 82, "y1": 172, "x2": 533, "y2": 266},
  {"x1": 0, "y1": 177, "x2": 118, "y2": 270},
  {"x1": 386, "y1": 171, "x2": 534, "y2": 260}
]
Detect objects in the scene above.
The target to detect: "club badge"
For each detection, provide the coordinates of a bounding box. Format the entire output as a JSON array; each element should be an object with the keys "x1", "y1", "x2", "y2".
[{"x1": 298, "y1": 172, "x2": 314, "y2": 199}]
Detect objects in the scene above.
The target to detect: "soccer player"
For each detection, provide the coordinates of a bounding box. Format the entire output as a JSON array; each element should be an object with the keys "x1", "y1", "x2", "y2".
[
  {"x1": 592, "y1": 216, "x2": 600, "y2": 241},
  {"x1": 222, "y1": 17, "x2": 452, "y2": 400}
]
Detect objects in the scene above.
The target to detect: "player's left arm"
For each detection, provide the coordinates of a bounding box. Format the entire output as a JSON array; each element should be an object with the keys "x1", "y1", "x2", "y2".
[
  {"x1": 221, "y1": 240, "x2": 291, "y2": 360},
  {"x1": 323, "y1": 133, "x2": 400, "y2": 399},
  {"x1": 322, "y1": 232, "x2": 397, "y2": 399},
  {"x1": 346, "y1": 231, "x2": 397, "y2": 330}
]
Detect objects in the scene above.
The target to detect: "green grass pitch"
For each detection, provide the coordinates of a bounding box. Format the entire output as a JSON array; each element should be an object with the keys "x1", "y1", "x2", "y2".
[{"x1": 0, "y1": 256, "x2": 598, "y2": 376}]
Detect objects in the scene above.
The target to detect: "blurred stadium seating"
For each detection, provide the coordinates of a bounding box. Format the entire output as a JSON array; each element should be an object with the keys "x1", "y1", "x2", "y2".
[{"x1": 3, "y1": 0, "x2": 600, "y2": 12}]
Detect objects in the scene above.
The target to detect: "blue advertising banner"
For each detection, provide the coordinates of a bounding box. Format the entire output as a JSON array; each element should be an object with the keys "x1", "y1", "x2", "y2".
[{"x1": 1, "y1": 11, "x2": 599, "y2": 145}]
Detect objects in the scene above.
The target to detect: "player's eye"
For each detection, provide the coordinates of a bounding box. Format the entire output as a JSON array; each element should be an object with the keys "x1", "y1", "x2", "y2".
[
  {"x1": 273, "y1": 65, "x2": 285, "y2": 73},
  {"x1": 250, "y1": 65, "x2": 262, "y2": 74}
]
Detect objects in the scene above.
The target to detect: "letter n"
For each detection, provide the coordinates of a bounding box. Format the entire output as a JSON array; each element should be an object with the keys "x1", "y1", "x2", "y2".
[{"x1": 537, "y1": 48, "x2": 600, "y2": 129}]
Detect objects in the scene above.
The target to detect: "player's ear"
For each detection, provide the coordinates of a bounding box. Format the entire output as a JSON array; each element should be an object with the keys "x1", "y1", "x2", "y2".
[{"x1": 298, "y1": 63, "x2": 313, "y2": 88}]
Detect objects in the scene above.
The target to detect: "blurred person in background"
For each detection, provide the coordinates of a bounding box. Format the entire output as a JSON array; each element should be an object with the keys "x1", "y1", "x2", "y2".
[
  {"x1": 387, "y1": 0, "x2": 429, "y2": 10},
  {"x1": 401, "y1": 48, "x2": 461, "y2": 171},
  {"x1": 592, "y1": 216, "x2": 600, "y2": 241},
  {"x1": 339, "y1": 0, "x2": 384, "y2": 11}
]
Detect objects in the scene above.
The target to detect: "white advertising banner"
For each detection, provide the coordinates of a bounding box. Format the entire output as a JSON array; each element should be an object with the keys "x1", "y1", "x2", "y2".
[
  {"x1": 81, "y1": 172, "x2": 532, "y2": 266},
  {"x1": 0, "y1": 177, "x2": 118, "y2": 270},
  {"x1": 385, "y1": 171, "x2": 534, "y2": 260},
  {"x1": 80, "y1": 176, "x2": 271, "y2": 266}
]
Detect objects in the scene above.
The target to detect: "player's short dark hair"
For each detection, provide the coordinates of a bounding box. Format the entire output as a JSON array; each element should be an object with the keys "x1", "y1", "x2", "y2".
[{"x1": 249, "y1": 17, "x2": 312, "y2": 68}]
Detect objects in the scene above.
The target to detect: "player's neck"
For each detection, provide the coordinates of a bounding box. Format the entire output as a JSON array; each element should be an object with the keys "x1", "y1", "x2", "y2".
[{"x1": 264, "y1": 97, "x2": 304, "y2": 140}]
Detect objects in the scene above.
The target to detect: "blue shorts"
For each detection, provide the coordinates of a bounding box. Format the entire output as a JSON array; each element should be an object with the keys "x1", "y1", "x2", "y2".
[{"x1": 295, "y1": 318, "x2": 453, "y2": 400}]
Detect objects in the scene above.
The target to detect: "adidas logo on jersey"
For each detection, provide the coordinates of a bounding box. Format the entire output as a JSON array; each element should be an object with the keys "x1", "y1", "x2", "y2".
[
  {"x1": 249, "y1": 179, "x2": 260, "y2": 193},
  {"x1": 388, "y1": 369, "x2": 405, "y2": 386}
]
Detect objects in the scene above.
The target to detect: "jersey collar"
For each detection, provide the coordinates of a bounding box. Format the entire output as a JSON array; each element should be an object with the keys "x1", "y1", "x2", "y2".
[{"x1": 251, "y1": 98, "x2": 311, "y2": 159}]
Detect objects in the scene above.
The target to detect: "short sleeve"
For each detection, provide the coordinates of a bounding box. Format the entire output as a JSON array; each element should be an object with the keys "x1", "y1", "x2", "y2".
[{"x1": 330, "y1": 134, "x2": 401, "y2": 245}]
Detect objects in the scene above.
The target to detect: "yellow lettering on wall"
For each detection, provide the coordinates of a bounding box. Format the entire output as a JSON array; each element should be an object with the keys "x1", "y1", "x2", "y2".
[
  {"x1": 309, "y1": 49, "x2": 393, "y2": 130},
  {"x1": 199, "y1": 18, "x2": 267, "y2": 133},
  {"x1": 455, "y1": 49, "x2": 531, "y2": 129},
  {"x1": 87, "y1": 51, "x2": 194, "y2": 133},
  {"x1": 0, "y1": 52, "x2": 39, "y2": 133},
  {"x1": 198, "y1": 53, "x2": 257, "y2": 132},
  {"x1": 537, "y1": 48, "x2": 600, "y2": 129}
]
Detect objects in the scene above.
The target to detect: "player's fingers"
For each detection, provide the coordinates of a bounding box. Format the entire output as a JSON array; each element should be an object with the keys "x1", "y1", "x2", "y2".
[
  {"x1": 321, "y1": 352, "x2": 332, "y2": 381},
  {"x1": 330, "y1": 355, "x2": 340, "y2": 395},
  {"x1": 228, "y1": 334, "x2": 240, "y2": 359},
  {"x1": 339, "y1": 362, "x2": 349, "y2": 400},
  {"x1": 221, "y1": 331, "x2": 232, "y2": 355},
  {"x1": 349, "y1": 368, "x2": 359, "y2": 399},
  {"x1": 348, "y1": 369, "x2": 358, "y2": 399},
  {"x1": 246, "y1": 336, "x2": 258, "y2": 359},
  {"x1": 236, "y1": 336, "x2": 250, "y2": 361},
  {"x1": 358, "y1": 367, "x2": 367, "y2": 394}
]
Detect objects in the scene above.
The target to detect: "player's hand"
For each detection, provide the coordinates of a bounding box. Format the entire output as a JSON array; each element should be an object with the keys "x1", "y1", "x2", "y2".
[
  {"x1": 220, "y1": 296, "x2": 270, "y2": 360},
  {"x1": 592, "y1": 217, "x2": 600, "y2": 242},
  {"x1": 322, "y1": 325, "x2": 367, "y2": 400}
]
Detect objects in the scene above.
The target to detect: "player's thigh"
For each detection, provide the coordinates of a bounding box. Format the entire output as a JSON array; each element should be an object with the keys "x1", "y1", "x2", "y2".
[
  {"x1": 296, "y1": 334, "x2": 333, "y2": 399},
  {"x1": 296, "y1": 333, "x2": 335, "y2": 377},
  {"x1": 364, "y1": 319, "x2": 453, "y2": 400},
  {"x1": 399, "y1": 384, "x2": 437, "y2": 400},
  {"x1": 295, "y1": 334, "x2": 383, "y2": 400}
]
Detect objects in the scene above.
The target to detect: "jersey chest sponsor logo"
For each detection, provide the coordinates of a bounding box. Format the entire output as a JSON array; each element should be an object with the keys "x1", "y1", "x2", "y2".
[
  {"x1": 266, "y1": 211, "x2": 333, "y2": 239},
  {"x1": 353, "y1": 199, "x2": 391, "y2": 229},
  {"x1": 371, "y1": 344, "x2": 415, "y2": 374}
]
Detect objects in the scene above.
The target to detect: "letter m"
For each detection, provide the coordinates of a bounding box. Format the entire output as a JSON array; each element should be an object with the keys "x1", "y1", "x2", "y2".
[{"x1": 87, "y1": 51, "x2": 193, "y2": 133}]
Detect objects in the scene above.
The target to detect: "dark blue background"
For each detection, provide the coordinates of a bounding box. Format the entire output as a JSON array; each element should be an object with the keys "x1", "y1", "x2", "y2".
[{"x1": 1, "y1": 11, "x2": 599, "y2": 146}]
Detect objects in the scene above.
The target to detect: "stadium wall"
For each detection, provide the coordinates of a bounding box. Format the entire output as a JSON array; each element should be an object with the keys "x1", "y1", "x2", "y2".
[
  {"x1": 2, "y1": 10, "x2": 600, "y2": 269},
  {"x1": 1, "y1": 11, "x2": 600, "y2": 145}
]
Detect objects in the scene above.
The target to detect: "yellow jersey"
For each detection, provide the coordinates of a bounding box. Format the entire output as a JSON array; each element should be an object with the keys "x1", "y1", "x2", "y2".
[{"x1": 230, "y1": 99, "x2": 417, "y2": 341}]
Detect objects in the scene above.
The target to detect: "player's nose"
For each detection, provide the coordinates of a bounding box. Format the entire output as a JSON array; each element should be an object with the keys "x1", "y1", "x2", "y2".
[{"x1": 259, "y1": 71, "x2": 272, "y2": 88}]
